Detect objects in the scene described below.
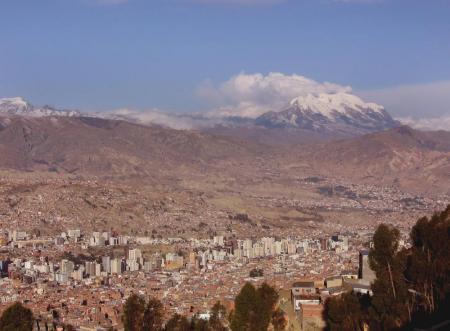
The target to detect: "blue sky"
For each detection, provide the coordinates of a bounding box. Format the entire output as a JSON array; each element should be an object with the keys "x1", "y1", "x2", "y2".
[{"x1": 1, "y1": 0, "x2": 450, "y2": 122}]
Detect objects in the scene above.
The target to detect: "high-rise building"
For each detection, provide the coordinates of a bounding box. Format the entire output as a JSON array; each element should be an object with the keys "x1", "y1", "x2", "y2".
[
  {"x1": 111, "y1": 258, "x2": 123, "y2": 274},
  {"x1": 67, "y1": 229, "x2": 81, "y2": 239},
  {"x1": 61, "y1": 259, "x2": 74, "y2": 275},
  {"x1": 359, "y1": 250, "x2": 376, "y2": 283},
  {"x1": 102, "y1": 256, "x2": 111, "y2": 274},
  {"x1": 213, "y1": 235, "x2": 224, "y2": 246},
  {"x1": 85, "y1": 261, "x2": 96, "y2": 277},
  {"x1": 128, "y1": 248, "x2": 142, "y2": 261}
]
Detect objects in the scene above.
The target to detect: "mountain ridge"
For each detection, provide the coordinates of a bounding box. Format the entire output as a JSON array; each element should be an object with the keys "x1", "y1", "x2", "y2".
[
  {"x1": 0, "y1": 94, "x2": 401, "y2": 140},
  {"x1": 0, "y1": 115, "x2": 447, "y2": 194}
]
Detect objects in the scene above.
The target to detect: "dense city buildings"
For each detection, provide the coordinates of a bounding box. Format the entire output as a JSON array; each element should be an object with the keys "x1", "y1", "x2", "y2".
[{"x1": 0, "y1": 221, "x2": 387, "y2": 330}]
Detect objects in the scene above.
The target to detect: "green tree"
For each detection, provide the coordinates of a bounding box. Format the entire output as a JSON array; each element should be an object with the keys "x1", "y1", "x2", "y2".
[
  {"x1": 191, "y1": 315, "x2": 210, "y2": 331},
  {"x1": 230, "y1": 282, "x2": 279, "y2": 331},
  {"x1": 0, "y1": 302, "x2": 34, "y2": 331},
  {"x1": 255, "y1": 283, "x2": 279, "y2": 330},
  {"x1": 369, "y1": 224, "x2": 409, "y2": 329},
  {"x1": 324, "y1": 292, "x2": 367, "y2": 331},
  {"x1": 230, "y1": 283, "x2": 258, "y2": 331},
  {"x1": 369, "y1": 224, "x2": 401, "y2": 299},
  {"x1": 209, "y1": 301, "x2": 227, "y2": 331},
  {"x1": 271, "y1": 308, "x2": 287, "y2": 331},
  {"x1": 164, "y1": 314, "x2": 190, "y2": 331},
  {"x1": 323, "y1": 205, "x2": 450, "y2": 331},
  {"x1": 122, "y1": 294, "x2": 146, "y2": 331},
  {"x1": 143, "y1": 298, "x2": 164, "y2": 331},
  {"x1": 405, "y1": 205, "x2": 450, "y2": 324}
]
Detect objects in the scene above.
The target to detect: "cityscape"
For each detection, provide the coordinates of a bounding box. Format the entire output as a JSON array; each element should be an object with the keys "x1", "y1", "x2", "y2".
[{"x1": 1, "y1": 0, "x2": 450, "y2": 330}]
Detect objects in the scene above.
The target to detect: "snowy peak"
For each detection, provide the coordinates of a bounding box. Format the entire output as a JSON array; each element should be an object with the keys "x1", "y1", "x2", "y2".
[
  {"x1": 0, "y1": 97, "x2": 34, "y2": 114},
  {"x1": 289, "y1": 92, "x2": 385, "y2": 119},
  {"x1": 255, "y1": 92, "x2": 399, "y2": 133},
  {"x1": 0, "y1": 97, "x2": 80, "y2": 117}
]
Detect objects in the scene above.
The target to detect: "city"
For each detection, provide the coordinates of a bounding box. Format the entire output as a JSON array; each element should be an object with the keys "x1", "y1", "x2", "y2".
[{"x1": 0, "y1": 223, "x2": 407, "y2": 330}]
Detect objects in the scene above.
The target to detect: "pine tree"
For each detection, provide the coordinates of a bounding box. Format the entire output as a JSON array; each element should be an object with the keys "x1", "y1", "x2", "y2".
[
  {"x1": 255, "y1": 283, "x2": 279, "y2": 330},
  {"x1": 230, "y1": 282, "x2": 280, "y2": 331},
  {"x1": 209, "y1": 301, "x2": 227, "y2": 331},
  {"x1": 369, "y1": 223, "x2": 409, "y2": 329},
  {"x1": 324, "y1": 292, "x2": 366, "y2": 331},
  {"x1": 271, "y1": 308, "x2": 287, "y2": 331},
  {"x1": 122, "y1": 294, "x2": 146, "y2": 331},
  {"x1": 164, "y1": 314, "x2": 191, "y2": 331},
  {"x1": 0, "y1": 302, "x2": 34, "y2": 331},
  {"x1": 143, "y1": 298, "x2": 164, "y2": 331}
]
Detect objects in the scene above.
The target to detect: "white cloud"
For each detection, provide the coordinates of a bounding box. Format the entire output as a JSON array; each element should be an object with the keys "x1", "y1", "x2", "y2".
[
  {"x1": 197, "y1": 72, "x2": 352, "y2": 118},
  {"x1": 356, "y1": 80, "x2": 450, "y2": 119},
  {"x1": 398, "y1": 116, "x2": 450, "y2": 132},
  {"x1": 100, "y1": 108, "x2": 219, "y2": 130}
]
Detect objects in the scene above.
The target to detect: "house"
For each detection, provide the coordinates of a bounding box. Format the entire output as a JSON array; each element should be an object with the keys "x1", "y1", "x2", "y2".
[
  {"x1": 325, "y1": 276, "x2": 342, "y2": 289},
  {"x1": 292, "y1": 281, "x2": 316, "y2": 296},
  {"x1": 292, "y1": 294, "x2": 321, "y2": 311},
  {"x1": 343, "y1": 279, "x2": 373, "y2": 296}
]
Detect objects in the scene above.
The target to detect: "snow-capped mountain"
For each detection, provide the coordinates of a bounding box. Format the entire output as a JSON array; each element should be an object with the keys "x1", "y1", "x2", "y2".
[
  {"x1": 0, "y1": 94, "x2": 399, "y2": 140},
  {"x1": 254, "y1": 92, "x2": 399, "y2": 133},
  {"x1": 0, "y1": 97, "x2": 80, "y2": 117}
]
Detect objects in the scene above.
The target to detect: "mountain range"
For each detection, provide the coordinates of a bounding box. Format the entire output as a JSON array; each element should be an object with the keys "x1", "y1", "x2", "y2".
[
  {"x1": 0, "y1": 111, "x2": 447, "y2": 195},
  {"x1": 0, "y1": 95, "x2": 448, "y2": 195},
  {"x1": 0, "y1": 94, "x2": 400, "y2": 141}
]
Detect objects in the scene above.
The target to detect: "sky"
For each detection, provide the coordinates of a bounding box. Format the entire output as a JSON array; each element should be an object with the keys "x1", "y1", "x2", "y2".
[{"x1": 1, "y1": 0, "x2": 450, "y2": 128}]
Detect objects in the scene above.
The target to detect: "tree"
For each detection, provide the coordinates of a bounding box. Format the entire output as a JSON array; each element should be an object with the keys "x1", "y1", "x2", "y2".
[
  {"x1": 122, "y1": 295, "x2": 165, "y2": 331},
  {"x1": 122, "y1": 294, "x2": 146, "y2": 331},
  {"x1": 209, "y1": 301, "x2": 227, "y2": 331},
  {"x1": 369, "y1": 224, "x2": 401, "y2": 299},
  {"x1": 271, "y1": 308, "x2": 287, "y2": 331},
  {"x1": 164, "y1": 314, "x2": 190, "y2": 331},
  {"x1": 230, "y1": 282, "x2": 279, "y2": 331},
  {"x1": 322, "y1": 205, "x2": 450, "y2": 331},
  {"x1": 191, "y1": 315, "x2": 210, "y2": 331},
  {"x1": 230, "y1": 283, "x2": 258, "y2": 331},
  {"x1": 402, "y1": 205, "x2": 450, "y2": 328},
  {"x1": 0, "y1": 302, "x2": 34, "y2": 331},
  {"x1": 369, "y1": 224, "x2": 409, "y2": 329},
  {"x1": 323, "y1": 292, "x2": 367, "y2": 331},
  {"x1": 143, "y1": 298, "x2": 164, "y2": 331},
  {"x1": 256, "y1": 283, "x2": 279, "y2": 330}
]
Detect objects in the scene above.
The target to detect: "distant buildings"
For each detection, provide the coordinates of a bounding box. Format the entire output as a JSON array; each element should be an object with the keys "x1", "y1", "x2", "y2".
[{"x1": 359, "y1": 250, "x2": 376, "y2": 284}]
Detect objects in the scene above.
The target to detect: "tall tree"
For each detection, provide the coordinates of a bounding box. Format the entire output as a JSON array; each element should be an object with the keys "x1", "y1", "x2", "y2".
[
  {"x1": 323, "y1": 205, "x2": 450, "y2": 331},
  {"x1": 143, "y1": 298, "x2": 164, "y2": 331},
  {"x1": 122, "y1": 294, "x2": 146, "y2": 331},
  {"x1": 271, "y1": 308, "x2": 287, "y2": 331},
  {"x1": 256, "y1": 283, "x2": 279, "y2": 330},
  {"x1": 0, "y1": 302, "x2": 34, "y2": 331},
  {"x1": 230, "y1": 283, "x2": 258, "y2": 331},
  {"x1": 209, "y1": 301, "x2": 227, "y2": 331},
  {"x1": 368, "y1": 223, "x2": 409, "y2": 329},
  {"x1": 164, "y1": 314, "x2": 190, "y2": 331},
  {"x1": 324, "y1": 292, "x2": 366, "y2": 331},
  {"x1": 230, "y1": 282, "x2": 280, "y2": 331},
  {"x1": 405, "y1": 205, "x2": 450, "y2": 322}
]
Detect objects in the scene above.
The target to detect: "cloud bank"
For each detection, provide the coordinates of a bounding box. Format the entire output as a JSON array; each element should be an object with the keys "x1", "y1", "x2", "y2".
[
  {"x1": 398, "y1": 116, "x2": 450, "y2": 131},
  {"x1": 100, "y1": 108, "x2": 219, "y2": 130},
  {"x1": 357, "y1": 80, "x2": 450, "y2": 119},
  {"x1": 197, "y1": 72, "x2": 352, "y2": 118},
  {"x1": 98, "y1": 72, "x2": 449, "y2": 132}
]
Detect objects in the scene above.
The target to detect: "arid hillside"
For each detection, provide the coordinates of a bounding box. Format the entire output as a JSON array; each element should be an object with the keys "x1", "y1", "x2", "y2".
[{"x1": 0, "y1": 116, "x2": 449, "y2": 195}]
